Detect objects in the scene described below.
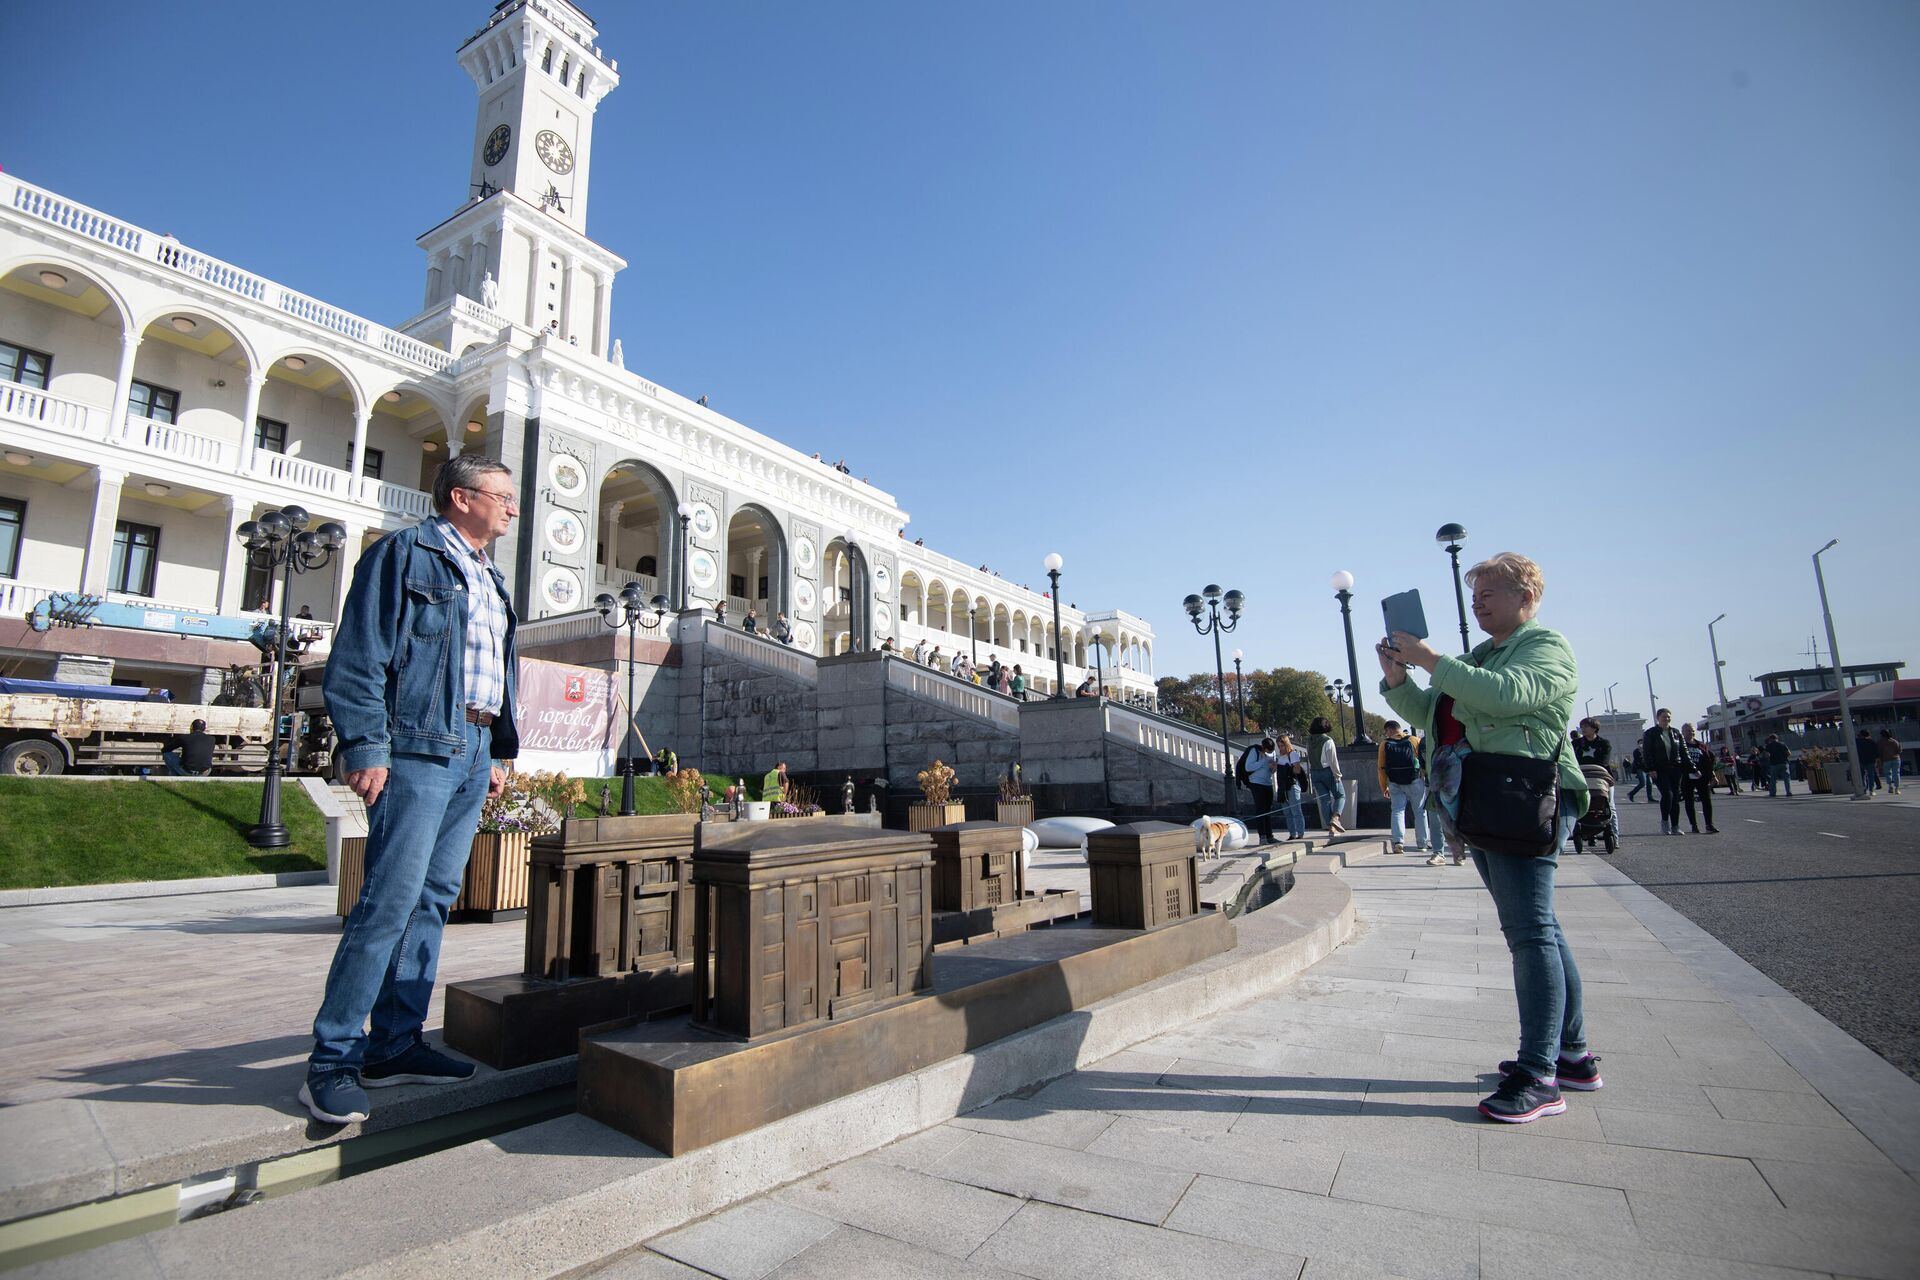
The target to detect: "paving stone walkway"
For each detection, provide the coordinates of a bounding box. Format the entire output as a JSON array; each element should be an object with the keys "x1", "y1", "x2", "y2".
[{"x1": 601, "y1": 853, "x2": 1920, "y2": 1280}]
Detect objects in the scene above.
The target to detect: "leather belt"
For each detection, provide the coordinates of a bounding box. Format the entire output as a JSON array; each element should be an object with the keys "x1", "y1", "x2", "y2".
[{"x1": 464, "y1": 707, "x2": 496, "y2": 727}]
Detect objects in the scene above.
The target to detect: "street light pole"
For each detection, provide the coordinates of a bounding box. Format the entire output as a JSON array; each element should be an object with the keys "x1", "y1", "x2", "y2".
[
  {"x1": 235, "y1": 507, "x2": 346, "y2": 849},
  {"x1": 1090, "y1": 631, "x2": 1105, "y2": 696},
  {"x1": 1708, "y1": 614, "x2": 1734, "y2": 762},
  {"x1": 1813, "y1": 540, "x2": 1866, "y2": 799},
  {"x1": 1645, "y1": 657, "x2": 1659, "y2": 723},
  {"x1": 969, "y1": 603, "x2": 979, "y2": 664},
  {"x1": 1605, "y1": 682, "x2": 1619, "y2": 714},
  {"x1": 1044, "y1": 553, "x2": 1066, "y2": 698},
  {"x1": 675, "y1": 501, "x2": 693, "y2": 609},
  {"x1": 1232, "y1": 648, "x2": 1246, "y2": 733},
  {"x1": 596, "y1": 585, "x2": 671, "y2": 815},
  {"x1": 1184, "y1": 585, "x2": 1244, "y2": 814},
  {"x1": 1435, "y1": 524, "x2": 1471, "y2": 655},
  {"x1": 1330, "y1": 571, "x2": 1372, "y2": 747}
]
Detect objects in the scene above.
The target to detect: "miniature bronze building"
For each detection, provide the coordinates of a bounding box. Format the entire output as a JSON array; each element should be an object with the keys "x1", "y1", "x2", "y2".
[
  {"x1": 928, "y1": 821, "x2": 1025, "y2": 913},
  {"x1": 692, "y1": 821, "x2": 933, "y2": 1040},
  {"x1": 526, "y1": 813, "x2": 698, "y2": 980},
  {"x1": 1085, "y1": 821, "x2": 1201, "y2": 930}
]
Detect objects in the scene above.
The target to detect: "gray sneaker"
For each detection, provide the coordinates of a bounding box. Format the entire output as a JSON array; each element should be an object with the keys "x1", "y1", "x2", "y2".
[{"x1": 299, "y1": 1069, "x2": 370, "y2": 1124}]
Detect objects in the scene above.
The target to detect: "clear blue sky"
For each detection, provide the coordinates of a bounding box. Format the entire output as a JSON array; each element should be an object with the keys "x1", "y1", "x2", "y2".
[{"x1": 7, "y1": 1, "x2": 1915, "y2": 725}]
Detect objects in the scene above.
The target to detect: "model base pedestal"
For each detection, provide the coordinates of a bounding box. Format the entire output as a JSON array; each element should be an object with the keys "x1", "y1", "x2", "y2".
[
  {"x1": 445, "y1": 963, "x2": 695, "y2": 1070},
  {"x1": 931, "y1": 889, "x2": 1083, "y2": 947}
]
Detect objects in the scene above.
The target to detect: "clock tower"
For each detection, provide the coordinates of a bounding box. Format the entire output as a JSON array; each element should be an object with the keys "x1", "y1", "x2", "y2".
[{"x1": 412, "y1": 0, "x2": 626, "y2": 356}]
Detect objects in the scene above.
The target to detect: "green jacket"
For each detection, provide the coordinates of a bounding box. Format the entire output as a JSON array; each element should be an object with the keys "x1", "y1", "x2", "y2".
[{"x1": 1379, "y1": 619, "x2": 1589, "y2": 815}]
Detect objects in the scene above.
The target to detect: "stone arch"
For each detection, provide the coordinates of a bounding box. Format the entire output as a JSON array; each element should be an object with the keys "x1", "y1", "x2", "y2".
[
  {"x1": 133, "y1": 302, "x2": 261, "y2": 375},
  {"x1": 824, "y1": 536, "x2": 872, "y2": 652},
  {"x1": 259, "y1": 346, "x2": 368, "y2": 419},
  {"x1": 0, "y1": 253, "x2": 136, "y2": 341},
  {"x1": 724, "y1": 501, "x2": 789, "y2": 624},
  {"x1": 597, "y1": 458, "x2": 679, "y2": 606},
  {"x1": 991, "y1": 603, "x2": 1011, "y2": 651},
  {"x1": 899, "y1": 570, "x2": 924, "y2": 626},
  {"x1": 924, "y1": 578, "x2": 949, "y2": 637}
]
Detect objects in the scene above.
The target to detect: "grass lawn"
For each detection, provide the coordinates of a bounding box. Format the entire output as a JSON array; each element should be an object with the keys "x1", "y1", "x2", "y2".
[
  {"x1": 0, "y1": 779, "x2": 326, "y2": 889},
  {"x1": 571, "y1": 773, "x2": 750, "y2": 817}
]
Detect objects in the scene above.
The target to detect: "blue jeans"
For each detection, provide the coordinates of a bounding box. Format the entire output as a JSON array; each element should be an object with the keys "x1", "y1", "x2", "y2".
[
  {"x1": 1467, "y1": 804, "x2": 1586, "y2": 1081},
  {"x1": 1387, "y1": 778, "x2": 1430, "y2": 848},
  {"x1": 310, "y1": 720, "x2": 492, "y2": 1074},
  {"x1": 1282, "y1": 783, "x2": 1305, "y2": 839},
  {"x1": 1312, "y1": 768, "x2": 1345, "y2": 830},
  {"x1": 1887, "y1": 760, "x2": 1903, "y2": 793}
]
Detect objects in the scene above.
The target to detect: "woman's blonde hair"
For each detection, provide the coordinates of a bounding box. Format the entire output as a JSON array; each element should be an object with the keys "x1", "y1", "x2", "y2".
[{"x1": 1465, "y1": 552, "x2": 1545, "y2": 617}]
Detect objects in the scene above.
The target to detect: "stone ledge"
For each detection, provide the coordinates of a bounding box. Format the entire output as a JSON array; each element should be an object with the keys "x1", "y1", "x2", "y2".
[
  {"x1": 0, "y1": 871, "x2": 331, "y2": 910},
  {"x1": 39, "y1": 859, "x2": 1354, "y2": 1278}
]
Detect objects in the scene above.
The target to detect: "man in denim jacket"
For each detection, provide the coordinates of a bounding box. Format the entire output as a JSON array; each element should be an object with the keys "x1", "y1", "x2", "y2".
[{"x1": 299, "y1": 455, "x2": 520, "y2": 1125}]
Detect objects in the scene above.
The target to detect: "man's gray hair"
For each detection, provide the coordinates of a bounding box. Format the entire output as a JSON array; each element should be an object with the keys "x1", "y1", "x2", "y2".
[{"x1": 433, "y1": 453, "x2": 513, "y2": 512}]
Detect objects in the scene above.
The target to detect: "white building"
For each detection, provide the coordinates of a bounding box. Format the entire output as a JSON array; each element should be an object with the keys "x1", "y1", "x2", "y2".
[{"x1": 0, "y1": 0, "x2": 1154, "y2": 703}]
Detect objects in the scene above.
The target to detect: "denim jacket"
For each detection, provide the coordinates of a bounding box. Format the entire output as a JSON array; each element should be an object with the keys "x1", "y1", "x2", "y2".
[{"x1": 324, "y1": 520, "x2": 519, "y2": 773}]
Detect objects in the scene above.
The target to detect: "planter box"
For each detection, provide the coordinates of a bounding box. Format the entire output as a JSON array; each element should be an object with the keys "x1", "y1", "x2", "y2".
[
  {"x1": 994, "y1": 799, "x2": 1035, "y2": 827},
  {"x1": 335, "y1": 830, "x2": 529, "y2": 922},
  {"x1": 907, "y1": 801, "x2": 967, "y2": 833}
]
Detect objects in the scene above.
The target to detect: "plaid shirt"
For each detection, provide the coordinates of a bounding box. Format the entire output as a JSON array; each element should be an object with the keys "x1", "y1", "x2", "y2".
[{"x1": 431, "y1": 517, "x2": 509, "y2": 715}]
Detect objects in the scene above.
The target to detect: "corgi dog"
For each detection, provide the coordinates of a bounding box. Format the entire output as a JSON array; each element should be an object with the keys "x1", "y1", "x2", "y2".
[{"x1": 1198, "y1": 817, "x2": 1233, "y2": 858}]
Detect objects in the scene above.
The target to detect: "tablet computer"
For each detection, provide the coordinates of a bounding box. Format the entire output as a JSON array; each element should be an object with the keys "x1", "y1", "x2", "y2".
[{"x1": 1382, "y1": 589, "x2": 1428, "y2": 641}]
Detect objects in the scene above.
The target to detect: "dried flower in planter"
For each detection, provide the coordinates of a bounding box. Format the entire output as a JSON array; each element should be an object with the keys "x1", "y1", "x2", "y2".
[
  {"x1": 998, "y1": 770, "x2": 1029, "y2": 803},
  {"x1": 665, "y1": 767, "x2": 709, "y2": 815},
  {"x1": 917, "y1": 759, "x2": 956, "y2": 805}
]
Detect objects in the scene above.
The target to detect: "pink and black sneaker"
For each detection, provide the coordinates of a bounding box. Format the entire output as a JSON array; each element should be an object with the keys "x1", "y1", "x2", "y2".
[
  {"x1": 1479, "y1": 1069, "x2": 1567, "y2": 1123},
  {"x1": 1499, "y1": 1053, "x2": 1603, "y2": 1092}
]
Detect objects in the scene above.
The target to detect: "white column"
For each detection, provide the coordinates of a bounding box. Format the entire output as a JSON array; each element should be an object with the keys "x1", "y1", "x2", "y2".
[
  {"x1": 79, "y1": 468, "x2": 127, "y2": 594},
  {"x1": 348, "y1": 406, "x2": 372, "y2": 499},
  {"x1": 109, "y1": 335, "x2": 141, "y2": 439},
  {"x1": 528, "y1": 237, "x2": 548, "y2": 330},
  {"x1": 558, "y1": 251, "x2": 575, "y2": 341},
  {"x1": 604, "y1": 500, "x2": 624, "y2": 584},
  {"x1": 215, "y1": 496, "x2": 253, "y2": 615},
  {"x1": 747, "y1": 547, "x2": 764, "y2": 608},
  {"x1": 593, "y1": 271, "x2": 612, "y2": 357},
  {"x1": 238, "y1": 371, "x2": 265, "y2": 474},
  {"x1": 332, "y1": 525, "x2": 366, "y2": 626}
]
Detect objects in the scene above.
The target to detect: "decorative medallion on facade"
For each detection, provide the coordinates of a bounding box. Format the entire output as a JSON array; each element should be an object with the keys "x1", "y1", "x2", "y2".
[
  {"x1": 794, "y1": 621, "x2": 817, "y2": 651},
  {"x1": 688, "y1": 549, "x2": 719, "y2": 592},
  {"x1": 793, "y1": 536, "x2": 818, "y2": 577},
  {"x1": 547, "y1": 452, "x2": 588, "y2": 498},
  {"x1": 544, "y1": 509, "x2": 585, "y2": 556},
  {"x1": 541, "y1": 567, "x2": 581, "y2": 613},
  {"x1": 793, "y1": 578, "x2": 817, "y2": 614},
  {"x1": 689, "y1": 501, "x2": 719, "y2": 545},
  {"x1": 871, "y1": 562, "x2": 891, "y2": 599},
  {"x1": 874, "y1": 602, "x2": 893, "y2": 633}
]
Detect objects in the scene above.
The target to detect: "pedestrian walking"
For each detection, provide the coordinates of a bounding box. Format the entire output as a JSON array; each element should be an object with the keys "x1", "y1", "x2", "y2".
[
  {"x1": 1642, "y1": 710, "x2": 1687, "y2": 834},
  {"x1": 1879, "y1": 730, "x2": 1903, "y2": 794},
  {"x1": 303, "y1": 454, "x2": 520, "y2": 1125},
  {"x1": 1241, "y1": 736, "x2": 1279, "y2": 844},
  {"x1": 1856, "y1": 728, "x2": 1881, "y2": 794},
  {"x1": 1307, "y1": 716, "x2": 1345, "y2": 835},
  {"x1": 1274, "y1": 733, "x2": 1308, "y2": 840},
  {"x1": 1764, "y1": 734, "x2": 1792, "y2": 796},
  {"x1": 1010, "y1": 665, "x2": 1027, "y2": 701},
  {"x1": 1377, "y1": 550, "x2": 1598, "y2": 1123},
  {"x1": 912, "y1": 637, "x2": 928, "y2": 665},
  {"x1": 1376, "y1": 720, "x2": 1430, "y2": 855},
  {"x1": 1574, "y1": 717, "x2": 1619, "y2": 843},
  {"x1": 1680, "y1": 723, "x2": 1718, "y2": 833},
  {"x1": 741, "y1": 608, "x2": 758, "y2": 635}
]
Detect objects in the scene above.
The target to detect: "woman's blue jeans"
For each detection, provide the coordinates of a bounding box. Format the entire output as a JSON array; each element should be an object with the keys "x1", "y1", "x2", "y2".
[
  {"x1": 1282, "y1": 783, "x2": 1305, "y2": 839},
  {"x1": 310, "y1": 721, "x2": 492, "y2": 1075},
  {"x1": 1311, "y1": 768, "x2": 1345, "y2": 830},
  {"x1": 1467, "y1": 804, "x2": 1586, "y2": 1081}
]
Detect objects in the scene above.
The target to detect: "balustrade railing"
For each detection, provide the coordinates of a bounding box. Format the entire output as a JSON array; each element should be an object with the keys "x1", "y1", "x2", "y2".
[
  {"x1": 111, "y1": 416, "x2": 237, "y2": 470},
  {"x1": 0, "y1": 578, "x2": 61, "y2": 620},
  {"x1": 704, "y1": 621, "x2": 817, "y2": 685},
  {"x1": 1105, "y1": 702, "x2": 1228, "y2": 777},
  {"x1": 360, "y1": 477, "x2": 434, "y2": 520},
  {"x1": 517, "y1": 608, "x2": 664, "y2": 650},
  {"x1": 249, "y1": 450, "x2": 350, "y2": 498},
  {"x1": 0, "y1": 379, "x2": 99, "y2": 438},
  {"x1": 596, "y1": 568, "x2": 661, "y2": 597},
  {"x1": 885, "y1": 658, "x2": 1021, "y2": 730}
]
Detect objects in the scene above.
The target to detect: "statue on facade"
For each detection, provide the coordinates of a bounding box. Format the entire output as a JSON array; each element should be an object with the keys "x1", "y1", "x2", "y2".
[
  {"x1": 480, "y1": 270, "x2": 500, "y2": 311},
  {"x1": 611, "y1": 338, "x2": 624, "y2": 369}
]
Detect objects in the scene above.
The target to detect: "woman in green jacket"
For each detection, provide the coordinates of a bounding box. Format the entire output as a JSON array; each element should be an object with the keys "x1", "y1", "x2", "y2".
[{"x1": 1376, "y1": 551, "x2": 1597, "y2": 1124}]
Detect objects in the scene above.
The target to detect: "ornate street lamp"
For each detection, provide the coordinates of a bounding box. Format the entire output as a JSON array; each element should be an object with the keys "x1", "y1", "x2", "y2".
[
  {"x1": 1232, "y1": 647, "x2": 1247, "y2": 733},
  {"x1": 1644, "y1": 656, "x2": 1659, "y2": 723},
  {"x1": 596, "y1": 584, "x2": 671, "y2": 815},
  {"x1": 1325, "y1": 679, "x2": 1351, "y2": 741},
  {"x1": 969, "y1": 601, "x2": 981, "y2": 664},
  {"x1": 1329, "y1": 571, "x2": 1372, "y2": 747},
  {"x1": 1090, "y1": 629, "x2": 1106, "y2": 697},
  {"x1": 1708, "y1": 614, "x2": 1733, "y2": 760},
  {"x1": 1043, "y1": 553, "x2": 1066, "y2": 698},
  {"x1": 1813, "y1": 540, "x2": 1866, "y2": 798},
  {"x1": 1183, "y1": 584, "x2": 1244, "y2": 813},
  {"x1": 675, "y1": 501, "x2": 694, "y2": 609},
  {"x1": 1435, "y1": 524, "x2": 1470, "y2": 655},
  {"x1": 235, "y1": 506, "x2": 346, "y2": 848}
]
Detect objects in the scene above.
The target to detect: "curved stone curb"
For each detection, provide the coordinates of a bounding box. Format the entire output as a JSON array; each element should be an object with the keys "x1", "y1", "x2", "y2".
[
  {"x1": 0, "y1": 871, "x2": 330, "y2": 909},
  {"x1": 41, "y1": 857, "x2": 1356, "y2": 1279}
]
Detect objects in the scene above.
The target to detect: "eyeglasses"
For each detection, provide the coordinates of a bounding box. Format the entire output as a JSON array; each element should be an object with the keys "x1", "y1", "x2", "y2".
[{"x1": 462, "y1": 487, "x2": 519, "y2": 511}]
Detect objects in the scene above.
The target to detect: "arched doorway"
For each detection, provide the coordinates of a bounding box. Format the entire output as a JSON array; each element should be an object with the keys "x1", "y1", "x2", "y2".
[
  {"x1": 724, "y1": 504, "x2": 788, "y2": 628},
  {"x1": 597, "y1": 460, "x2": 678, "y2": 605},
  {"x1": 824, "y1": 536, "x2": 872, "y2": 653}
]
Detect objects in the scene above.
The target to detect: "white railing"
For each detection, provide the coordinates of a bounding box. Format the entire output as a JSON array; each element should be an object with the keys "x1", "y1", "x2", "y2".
[
  {"x1": 250, "y1": 450, "x2": 350, "y2": 498},
  {"x1": 517, "y1": 607, "x2": 667, "y2": 649},
  {"x1": 597, "y1": 568, "x2": 661, "y2": 597},
  {"x1": 0, "y1": 578, "x2": 62, "y2": 620},
  {"x1": 5, "y1": 175, "x2": 455, "y2": 378},
  {"x1": 110, "y1": 415, "x2": 238, "y2": 470},
  {"x1": 886, "y1": 658, "x2": 1021, "y2": 730},
  {"x1": 0, "y1": 379, "x2": 99, "y2": 438},
  {"x1": 704, "y1": 621, "x2": 818, "y2": 685},
  {"x1": 361, "y1": 477, "x2": 434, "y2": 520},
  {"x1": 452, "y1": 295, "x2": 512, "y2": 333},
  {"x1": 1105, "y1": 702, "x2": 1227, "y2": 777}
]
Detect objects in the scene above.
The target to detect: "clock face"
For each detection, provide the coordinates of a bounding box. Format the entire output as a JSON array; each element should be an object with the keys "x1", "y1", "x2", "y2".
[
  {"x1": 535, "y1": 129, "x2": 574, "y2": 175},
  {"x1": 483, "y1": 124, "x2": 511, "y2": 167}
]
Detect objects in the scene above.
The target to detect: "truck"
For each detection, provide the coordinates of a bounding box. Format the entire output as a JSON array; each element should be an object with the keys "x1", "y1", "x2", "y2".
[{"x1": 0, "y1": 678, "x2": 274, "y2": 776}]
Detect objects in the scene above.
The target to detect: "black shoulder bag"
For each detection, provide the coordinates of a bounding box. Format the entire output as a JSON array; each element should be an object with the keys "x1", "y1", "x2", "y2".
[{"x1": 1454, "y1": 730, "x2": 1566, "y2": 858}]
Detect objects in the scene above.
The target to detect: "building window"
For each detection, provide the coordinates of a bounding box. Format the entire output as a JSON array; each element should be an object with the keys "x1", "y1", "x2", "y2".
[
  {"x1": 0, "y1": 341, "x2": 52, "y2": 389},
  {"x1": 128, "y1": 381, "x2": 179, "y2": 425},
  {"x1": 0, "y1": 497, "x2": 23, "y2": 578},
  {"x1": 638, "y1": 555, "x2": 656, "y2": 577},
  {"x1": 243, "y1": 558, "x2": 273, "y2": 612},
  {"x1": 361, "y1": 447, "x2": 383, "y2": 481},
  {"x1": 255, "y1": 417, "x2": 287, "y2": 453},
  {"x1": 110, "y1": 520, "x2": 160, "y2": 597},
  {"x1": 542, "y1": 47, "x2": 552, "y2": 72},
  {"x1": 730, "y1": 573, "x2": 747, "y2": 598}
]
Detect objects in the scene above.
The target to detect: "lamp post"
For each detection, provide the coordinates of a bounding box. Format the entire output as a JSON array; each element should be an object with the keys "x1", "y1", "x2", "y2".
[
  {"x1": 1183, "y1": 584, "x2": 1244, "y2": 813},
  {"x1": 1585, "y1": 698, "x2": 1594, "y2": 721},
  {"x1": 1605, "y1": 682, "x2": 1619, "y2": 714},
  {"x1": 595, "y1": 584, "x2": 671, "y2": 815},
  {"x1": 1232, "y1": 648, "x2": 1247, "y2": 733},
  {"x1": 1090, "y1": 630, "x2": 1106, "y2": 696},
  {"x1": 1644, "y1": 657, "x2": 1659, "y2": 723},
  {"x1": 1707, "y1": 614, "x2": 1734, "y2": 761},
  {"x1": 1329, "y1": 571, "x2": 1372, "y2": 747},
  {"x1": 675, "y1": 501, "x2": 693, "y2": 609},
  {"x1": 1813, "y1": 540, "x2": 1866, "y2": 798},
  {"x1": 1325, "y1": 680, "x2": 1351, "y2": 741},
  {"x1": 1043, "y1": 553, "x2": 1066, "y2": 698},
  {"x1": 1435, "y1": 523, "x2": 1471, "y2": 655},
  {"x1": 235, "y1": 506, "x2": 346, "y2": 848},
  {"x1": 969, "y1": 602, "x2": 980, "y2": 664}
]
